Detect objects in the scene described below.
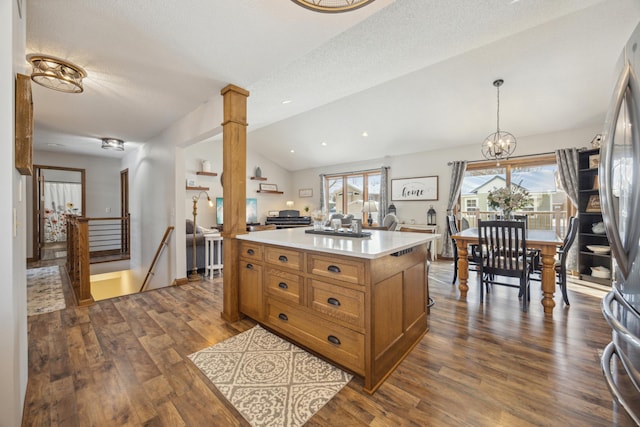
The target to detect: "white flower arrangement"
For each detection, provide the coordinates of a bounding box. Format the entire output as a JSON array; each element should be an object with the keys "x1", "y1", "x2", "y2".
[{"x1": 487, "y1": 185, "x2": 532, "y2": 213}]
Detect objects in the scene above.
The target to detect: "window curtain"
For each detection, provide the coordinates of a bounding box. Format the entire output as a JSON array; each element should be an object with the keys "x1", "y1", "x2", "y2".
[
  {"x1": 555, "y1": 148, "x2": 579, "y2": 271},
  {"x1": 378, "y1": 166, "x2": 389, "y2": 224},
  {"x1": 319, "y1": 174, "x2": 327, "y2": 213},
  {"x1": 43, "y1": 181, "x2": 82, "y2": 242},
  {"x1": 441, "y1": 161, "x2": 468, "y2": 257}
]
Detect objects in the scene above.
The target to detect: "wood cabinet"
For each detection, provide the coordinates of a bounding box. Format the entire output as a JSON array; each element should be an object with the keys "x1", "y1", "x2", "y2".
[
  {"x1": 577, "y1": 148, "x2": 612, "y2": 284},
  {"x1": 237, "y1": 240, "x2": 428, "y2": 394},
  {"x1": 239, "y1": 244, "x2": 264, "y2": 319}
]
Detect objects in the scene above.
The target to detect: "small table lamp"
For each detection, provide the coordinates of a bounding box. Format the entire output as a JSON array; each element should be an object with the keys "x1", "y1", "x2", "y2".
[{"x1": 362, "y1": 200, "x2": 378, "y2": 226}]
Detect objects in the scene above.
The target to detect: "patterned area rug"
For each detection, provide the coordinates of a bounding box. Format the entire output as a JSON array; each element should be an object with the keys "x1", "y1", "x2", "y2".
[
  {"x1": 26, "y1": 266, "x2": 66, "y2": 316},
  {"x1": 189, "y1": 325, "x2": 352, "y2": 427}
]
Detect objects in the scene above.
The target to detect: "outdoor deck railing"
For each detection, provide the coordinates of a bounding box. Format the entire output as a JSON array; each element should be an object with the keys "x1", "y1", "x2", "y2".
[{"x1": 460, "y1": 210, "x2": 567, "y2": 237}]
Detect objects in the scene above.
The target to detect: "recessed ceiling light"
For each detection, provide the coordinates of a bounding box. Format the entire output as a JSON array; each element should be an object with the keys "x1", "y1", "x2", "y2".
[
  {"x1": 321, "y1": 142, "x2": 327, "y2": 146},
  {"x1": 290, "y1": 149, "x2": 295, "y2": 153},
  {"x1": 282, "y1": 100, "x2": 292, "y2": 104},
  {"x1": 362, "y1": 131, "x2": 368, "y2": 137}
]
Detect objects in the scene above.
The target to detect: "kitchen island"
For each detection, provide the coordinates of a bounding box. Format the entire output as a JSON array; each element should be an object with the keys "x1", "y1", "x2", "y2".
[{"x1": 236, "y1": 227, "x2": 434, "y2": 393}]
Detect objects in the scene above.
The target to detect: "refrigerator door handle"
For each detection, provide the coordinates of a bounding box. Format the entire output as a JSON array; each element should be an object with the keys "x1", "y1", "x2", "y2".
[
  {"x1": 602, "y1": 289, "x2": 640, "y2": 351},
  {"x1": 600, "y1": 61, "x2": 640, "y2": 280},
  {"x1": 601, "y1": 341, "x2": 640, "y2": 425}
]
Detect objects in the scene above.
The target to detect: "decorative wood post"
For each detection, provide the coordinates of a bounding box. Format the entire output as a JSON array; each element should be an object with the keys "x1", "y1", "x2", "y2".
[{"x1": 221, "y1": 84, "x2": 249, "y2": 322}]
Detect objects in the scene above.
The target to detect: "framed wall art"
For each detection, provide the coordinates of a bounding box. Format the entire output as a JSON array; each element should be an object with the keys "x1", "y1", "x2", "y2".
[
  {"x1": 391, "y1": 176, "x2": 438, "y2": 201},
  {"x1": 259, "y1": 183, "x2": 278, "y2": 192},
  {"x1": 586, "y1": 194, "x2": 601, "y2": 212},
  {"x1": 299, "y1": 188, "x2": 313, "y2": 198}
]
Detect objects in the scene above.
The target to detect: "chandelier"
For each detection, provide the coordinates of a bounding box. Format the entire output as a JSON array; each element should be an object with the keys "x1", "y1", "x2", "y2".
[
  {"x1": 291, "y1": 0, "x2": 376, "y2": 13},
  {"x1": 26, "y1": 54, "x2": 86, "y2": 93},
  {"x1": 101, "y1": 138, "x2": 125, "y2": 151},
  {"x1": 481, "y1": 79, "x2": 516, "y2": 165}
]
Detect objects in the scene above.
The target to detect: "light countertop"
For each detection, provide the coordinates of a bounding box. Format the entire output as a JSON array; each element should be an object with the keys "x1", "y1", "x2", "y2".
[{"x1": 236, "y1": 227, "x2": 439, "y2": 259}]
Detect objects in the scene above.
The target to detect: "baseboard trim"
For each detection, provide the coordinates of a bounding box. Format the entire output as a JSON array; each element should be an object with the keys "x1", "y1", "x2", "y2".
[{"x1": 174, "y1": 277, "x2": 189, "y2": 286}]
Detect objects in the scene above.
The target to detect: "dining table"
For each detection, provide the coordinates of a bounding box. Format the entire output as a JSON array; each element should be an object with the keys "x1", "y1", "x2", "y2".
[{"x1": 451, "y1": 227, "x2": 563, "y2": 314}]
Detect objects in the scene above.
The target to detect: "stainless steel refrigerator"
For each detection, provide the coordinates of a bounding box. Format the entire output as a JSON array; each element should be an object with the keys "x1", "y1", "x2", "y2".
[{"x1": 600, "y1": 21, "x2": 640, "y2": 425}]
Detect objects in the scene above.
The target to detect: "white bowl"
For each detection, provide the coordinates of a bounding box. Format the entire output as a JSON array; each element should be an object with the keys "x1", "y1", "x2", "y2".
[
  {"x1": 591, "y1": 222, "x2": 606, "y2": 234},
  {"x1": 587, "y1": 245, "x2": 610, "y2": 254},
  {"x1": 591, "y1": 267, "x2": 610, "y2": 279}
]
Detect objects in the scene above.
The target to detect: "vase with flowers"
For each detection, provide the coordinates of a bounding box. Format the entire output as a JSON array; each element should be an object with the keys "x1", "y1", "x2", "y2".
[{"x1": 487, "y1": 184, "x2": 533, "y2": 220}]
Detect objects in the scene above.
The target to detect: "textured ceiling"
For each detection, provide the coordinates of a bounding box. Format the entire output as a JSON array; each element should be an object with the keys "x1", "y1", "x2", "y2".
[{"x1": 26, "y1": 0, "x2": 640, "y2": 169}]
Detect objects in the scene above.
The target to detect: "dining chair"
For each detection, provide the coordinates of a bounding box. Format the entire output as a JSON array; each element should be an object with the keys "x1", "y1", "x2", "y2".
[
  {"x1": 446, "y1": 214, "x2": 481, "y2": 284},
  {"x1": 478, "y1": 219, "x2": 531, "y2": 312},
  {"x1": 530, "y1": 216, "x2": 580, "y2": 305},
  {"x1": 496, "y1": 213, "x2": 529, "y2": 227}
]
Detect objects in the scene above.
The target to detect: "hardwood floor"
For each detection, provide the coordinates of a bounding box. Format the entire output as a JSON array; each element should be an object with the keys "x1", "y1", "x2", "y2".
[{"x1": 23, "y1": 259, "x2": 636, "y2": 426}]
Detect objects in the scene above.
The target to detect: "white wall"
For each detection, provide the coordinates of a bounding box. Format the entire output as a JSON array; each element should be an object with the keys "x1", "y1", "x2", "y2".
[
  {"x1": 291, "y1": 125, "x2": 603, "y2": 236},
  {"x1": 1, "y1": 1, "x2": 28, "y2": 425},
  {"x1": 26, "y1": 150, "x2": 123, "y2": 258},
  {"x1": 184, "y1": 137, "x2": 294, "y2": 229},
  {"x1": 123, "y1": 93, "x2": 229, "y2": 288}
]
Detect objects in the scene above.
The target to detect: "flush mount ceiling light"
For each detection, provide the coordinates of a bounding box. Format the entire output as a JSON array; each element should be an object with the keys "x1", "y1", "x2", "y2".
[
  {"x1": 291, "y1": 0, "x2": 376, "y2": 13},
  {"x1": 27, "y1": 54, "x2": 87, "y2": 93},
  {"x1": 101, "y1": 138, "x2": 125, "y2": 151},
  {"x1": 481, "y1": 79, "x2": 517, "y2": 165}
]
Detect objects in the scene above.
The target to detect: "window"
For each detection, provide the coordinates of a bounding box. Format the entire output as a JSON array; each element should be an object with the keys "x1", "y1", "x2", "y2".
[
  {"x1": 465, "y1": 199, "x2": 478, "y2": 212},
  {"x1": 324, "y1": 170, "x2": 381, "y2": 222},
  {"x1": 459, "y1": 155, "x2": 569, "y2": 233}
]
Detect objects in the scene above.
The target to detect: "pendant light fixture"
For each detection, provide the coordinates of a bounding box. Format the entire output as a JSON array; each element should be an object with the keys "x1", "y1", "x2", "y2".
[
  {"x1": 291, "y1": 0, "x2": 376, "y2": 13},
  {"x1": 26, "y1": 54, "x2": 86, "y2": 93},
  {"x1": 481, "y1": 79, "x2": 516, "y2": 166}
]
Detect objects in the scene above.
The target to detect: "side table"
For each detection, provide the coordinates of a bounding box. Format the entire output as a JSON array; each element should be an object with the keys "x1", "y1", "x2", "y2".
[{"x1": 204, "y1": 233, "x2": 223, "y2": 278}]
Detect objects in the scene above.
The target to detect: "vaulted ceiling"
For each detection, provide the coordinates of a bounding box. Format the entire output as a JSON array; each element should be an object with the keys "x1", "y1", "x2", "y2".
[{"x1": 26, "y1": 0, "x2": 640, "y2": 171}]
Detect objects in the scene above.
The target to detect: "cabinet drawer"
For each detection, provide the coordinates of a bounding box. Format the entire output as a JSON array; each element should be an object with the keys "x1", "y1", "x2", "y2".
[
  {"x1": 265, "y1": 246, "x2": 303, "y2": 271},
  {"x1": 267, "y1": 299, "x2": 365, "y2": 374},
  {"x1": 309, "y1": 280, "x2": 364, "y2": 330},
  {"x1": 265, "y1": 268, "x2": 303, "y2": 305},
  {"x1": 309, "y1": 255, "x2": 365, "y2": 285},
  {"x1": 239, "y1": 241, "x2": 263, "y2": 261}
]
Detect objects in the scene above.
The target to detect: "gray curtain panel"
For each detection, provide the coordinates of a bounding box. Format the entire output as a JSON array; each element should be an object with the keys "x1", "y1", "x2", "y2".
[
  {"x1": 319, "y1": 174, "x2": 327, "y2": 213},
  {"x1": 555, "y1": 148, "x2": 579, "y2": 208},
  {"x1": 441, "y1": 160, "x2": 468, "y2": 258},
  {"x1": 555, "y1": 148, "x2": 579, "y2": 271},
  {"x1": 378, "y1": 166, "x2": 389, "y2": 224}
]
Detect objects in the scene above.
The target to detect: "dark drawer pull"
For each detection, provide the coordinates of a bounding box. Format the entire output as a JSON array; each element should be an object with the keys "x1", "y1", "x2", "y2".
[
  {"x1": 327, "y1": 297, "x2": 341, "y2": 307},
  {"x1": 327, "y1": 265, "x2": 341, "y2": 273},
  {"x1": 246, "y1": 263, "x2": 253, "y2": 270},
  {"x1": 278, "y1": 255, "x2": 288, "y2": 263},
  {"x1": 327, "y1": 335, "x2": 341, "y2": 345},
  {"x1": 278, "y1": 313, "x2": 288, "y2": 321},
  {"x1": 247, "y1": 248, "x2": 255, "y2": 255},
  {"x1": 278, "y1": 282, "x2": 288, "y2": 289}
]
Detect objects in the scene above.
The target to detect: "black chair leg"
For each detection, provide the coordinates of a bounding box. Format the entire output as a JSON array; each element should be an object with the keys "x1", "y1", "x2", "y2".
[
  {"x1": 452, "y1": 256, "x2": 458, "y2": 284},
  {"x1": 559, "y1": 274, "x2": 570, "y2": 305}
]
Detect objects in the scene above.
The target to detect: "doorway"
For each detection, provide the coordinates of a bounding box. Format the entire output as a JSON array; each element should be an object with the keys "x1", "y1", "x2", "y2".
[{"x1": 32, "y1": 165, "x2": 86, "y2": 261}]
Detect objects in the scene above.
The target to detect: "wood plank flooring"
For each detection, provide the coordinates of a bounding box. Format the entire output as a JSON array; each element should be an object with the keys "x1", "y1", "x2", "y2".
[{"x1": 23, "y1": 259, "x2": 636, "y2": 426}]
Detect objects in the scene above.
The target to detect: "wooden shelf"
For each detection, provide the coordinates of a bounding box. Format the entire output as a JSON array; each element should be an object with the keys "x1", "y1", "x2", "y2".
[
  {"x1": 577, "y1": 147, "x2": 610, "y2": 285},
  {"x1": 250, "y1": 176, "x2": 267, "y2": 181},
  {"x1": 186, "y1": 186, "x2": 210, "y2": 191},
  {"x1": 257, "y1": 190, "x2": 283, "y2": 194},
  {"x1": 196, "y1": 171, "x2": 218, "y2": 176}
]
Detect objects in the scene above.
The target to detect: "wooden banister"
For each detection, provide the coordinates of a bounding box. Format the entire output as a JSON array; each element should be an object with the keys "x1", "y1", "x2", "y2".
[{"x1": 139, "y1": 226, "x2": 174, "y2": 292}]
